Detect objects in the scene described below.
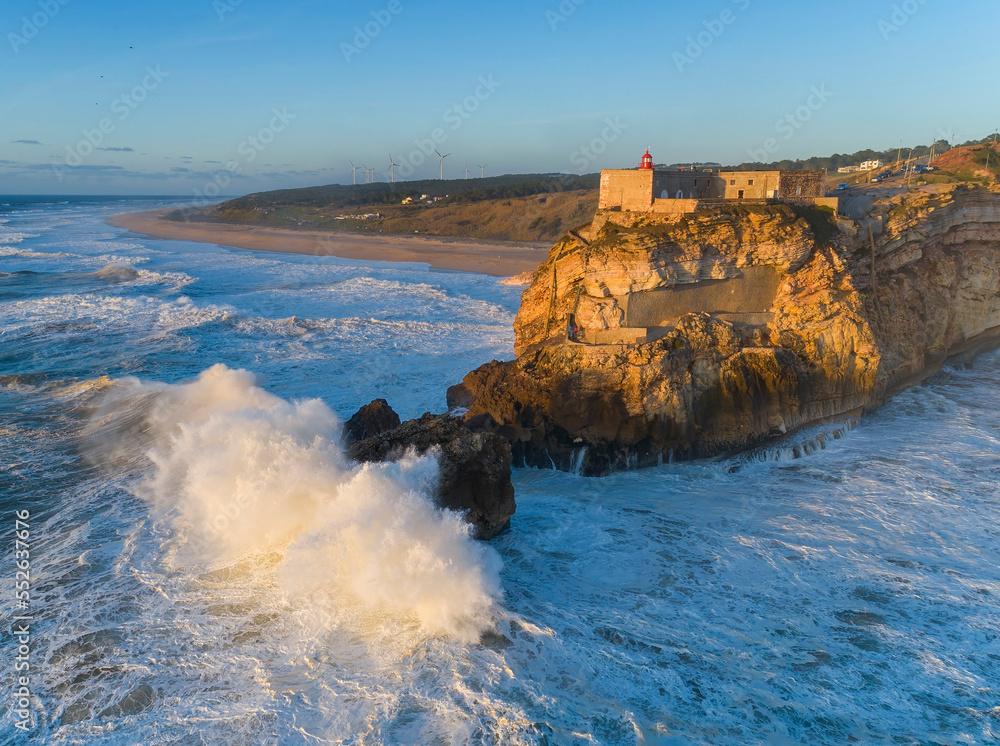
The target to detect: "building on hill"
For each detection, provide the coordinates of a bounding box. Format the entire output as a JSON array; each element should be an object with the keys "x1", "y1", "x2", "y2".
[
  {"x1": 599, "y1": 149, "x2": 837, "y2": 214},
  {"x1": 860, "y1": 159, "x2": 884, "y2": 171}
]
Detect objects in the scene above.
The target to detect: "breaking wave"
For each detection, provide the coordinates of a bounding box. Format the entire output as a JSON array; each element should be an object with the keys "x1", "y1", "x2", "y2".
[{"x1": 86, "y1": 364, "x2": 502, "y2": 642}]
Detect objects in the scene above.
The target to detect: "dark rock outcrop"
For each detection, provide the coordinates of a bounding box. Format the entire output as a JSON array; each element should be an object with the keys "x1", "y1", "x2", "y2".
[
  {"x1": 346, "y1": 410, "x2": 516, "y2": 539},
  {"x1": 342, "y1": 398, "x2": 401, "y2": 447}
]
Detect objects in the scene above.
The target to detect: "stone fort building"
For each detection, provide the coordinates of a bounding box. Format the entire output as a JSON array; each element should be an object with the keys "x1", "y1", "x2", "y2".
[{"x1": 598, "y1": 149, "x2": 837, "y2": 214}]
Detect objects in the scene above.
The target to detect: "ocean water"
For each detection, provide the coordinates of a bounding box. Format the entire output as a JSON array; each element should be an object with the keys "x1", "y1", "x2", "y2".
[{"x1": 1, "y1": 197, "x2": 998, "y2": 745}]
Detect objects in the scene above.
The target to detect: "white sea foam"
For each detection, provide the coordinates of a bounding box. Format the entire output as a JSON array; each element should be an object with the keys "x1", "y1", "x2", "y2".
[
  {"x1": 0, "y1": 231, "x2": 38, "y2": 244},
  {"x1": 90, "y1": 263, "x2": 141, "y2": 282},
  {"x1": 91, "y1": 364, "x2": 502, "y2": 642},
  {"x1": 89, "y1": 262, "x2": 194, "y2": 289},
  {"x1": 0, "y1": 293, "x2": 233, "y2": 339},
  {"x1": 0, "y1": 245, "x2": 73, "y2": 259}
]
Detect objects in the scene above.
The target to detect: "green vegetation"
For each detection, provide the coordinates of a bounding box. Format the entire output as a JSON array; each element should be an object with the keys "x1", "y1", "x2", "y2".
[
  {"x1": 735, "y1": 136, "x2": 997, "y2": 173},
  {"x1": 970, "y1": 146, "x2": 1000, "y2": 178},
  {"x1": 711, "y1": 203, "x2": 796, "y2": 219},
  {"x1": 790, "y1": 204, "x2": 837, "y2": 247},
  {"x1": 918, "y1": 172, "x2": 965, "y2": 185},
  {"x1": 178, "y1": 184, "x2": 598, "y2": 243},
  {"x1": 182, "y1": 173, "x2": 600, "y2": 243},
  {"x1": 215, "y1": 173, "x2": 599, "y2": 213}
]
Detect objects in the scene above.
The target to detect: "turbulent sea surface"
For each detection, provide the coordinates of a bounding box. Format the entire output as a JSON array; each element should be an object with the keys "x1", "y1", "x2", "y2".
[{"x1": 1, "y1": 197, "x2": 999, "y2": 745}]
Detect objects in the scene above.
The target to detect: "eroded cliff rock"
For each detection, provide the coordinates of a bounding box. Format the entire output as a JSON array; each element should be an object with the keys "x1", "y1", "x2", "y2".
[
  {"x1": 342, "y1": 398, "x2": 401, "y2": 446},
  {"x1": 450, "y1": 185, "x2": 1000, "y2": 475},
  {"x1": 346, "y1": 407, "x2": 516, "y2": 539}
]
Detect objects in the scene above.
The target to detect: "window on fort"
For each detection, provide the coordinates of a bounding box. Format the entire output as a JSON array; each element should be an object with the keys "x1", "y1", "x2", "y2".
[
  {"x1": 730, "y1": 179, "x2": 736, "y2": 186},
  {"x1": 797, "y1": 186, "x2": 802, "y2": 196},
  {"x1": 748, "y1": 179, "x2": 755, "y2": 186}
]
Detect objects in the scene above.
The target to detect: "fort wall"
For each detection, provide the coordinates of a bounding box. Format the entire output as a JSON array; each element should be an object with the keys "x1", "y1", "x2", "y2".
[
  {"x1": 598, "y1": 169, "x2": 653, "y2": 211},
  {"x1": 599, "y1": 167, "x2": 829, "y2": 214}
]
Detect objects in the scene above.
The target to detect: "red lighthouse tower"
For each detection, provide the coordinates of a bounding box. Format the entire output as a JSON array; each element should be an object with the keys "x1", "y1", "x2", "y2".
[{"x1": 638, "y1": 148, "x2": 653, "y2": 170}]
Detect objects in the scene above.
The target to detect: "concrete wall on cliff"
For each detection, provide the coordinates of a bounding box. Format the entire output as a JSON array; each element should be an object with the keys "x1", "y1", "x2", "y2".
[{"x1": 625, "y1": 267, "x2": 782, "y2": 327}]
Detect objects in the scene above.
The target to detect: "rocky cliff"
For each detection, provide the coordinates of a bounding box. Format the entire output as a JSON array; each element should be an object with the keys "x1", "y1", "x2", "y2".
[
  {"x1": 344, "y1": 401, "x2": 516, "y2": 539},
  {"x1": 448, "y1": 185, "x2": 1000, "y2": 475}
]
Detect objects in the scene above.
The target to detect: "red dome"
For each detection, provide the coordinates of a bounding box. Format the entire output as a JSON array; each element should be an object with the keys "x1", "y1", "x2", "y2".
[{"x1": 638, "y1": 149, "x2": 654, "y2": 170}]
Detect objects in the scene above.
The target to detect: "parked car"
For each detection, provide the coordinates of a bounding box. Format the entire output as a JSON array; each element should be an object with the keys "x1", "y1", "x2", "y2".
[{"x1": 835, "y1": 183, "x2": 850, "y2": 191}]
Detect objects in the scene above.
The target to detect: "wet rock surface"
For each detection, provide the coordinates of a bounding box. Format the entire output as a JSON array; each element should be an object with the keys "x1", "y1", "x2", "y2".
[
  {"x1": 341, "y1": 398, "x2": 401, "y2": 447},
  {"x1": 346, "y1": 407, "x2": 516, "y2": 539}
]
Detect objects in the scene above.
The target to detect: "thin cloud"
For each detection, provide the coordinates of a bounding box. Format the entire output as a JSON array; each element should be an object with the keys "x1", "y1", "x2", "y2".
[
  {"x1": 96, "y1": 147, "x2": 135, "y2": 152},
  {"x1": 21, "y1": 163, "x2": 125, "y2": 171},
  {"x1": 12, "y1": 139, "x2": 43, "y2": 145}
]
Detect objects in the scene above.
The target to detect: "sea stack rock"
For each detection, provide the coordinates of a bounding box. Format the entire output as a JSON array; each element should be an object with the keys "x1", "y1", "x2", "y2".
[
  {"x1": 342, "y1": 398, "x2": 402, "y2": 446},
  {"x1": 451, "y1": 182, "x2": 1000, "y2": 475},
  {"x1": 345, "y1": 406, "x2": 516, "y2": 539}
]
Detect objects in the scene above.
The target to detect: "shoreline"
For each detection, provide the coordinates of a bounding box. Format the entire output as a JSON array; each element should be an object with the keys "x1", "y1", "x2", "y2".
[{"x1": 106, "y1": 208, "x2": 550, "y2": 277}]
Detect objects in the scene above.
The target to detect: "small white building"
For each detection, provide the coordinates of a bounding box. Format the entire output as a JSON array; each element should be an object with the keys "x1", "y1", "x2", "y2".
[
  {"x1": 838, "y1": 165, "x2": 861, "y2": 174},
  {"x1": 860, "y1": 160, "x2": 884, "y2": 171}
]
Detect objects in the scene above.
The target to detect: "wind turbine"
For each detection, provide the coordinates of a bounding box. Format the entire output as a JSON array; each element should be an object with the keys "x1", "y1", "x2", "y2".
[
  {"x1": 387, "y1": 153, "x2": 399, "y2": 183},
  {"x1": 476, "y1": 163, "x2": 487, "y2": 178},
  {"x1": 434, "y1": 149, "x2": 450, "y2": 180},
  {"x1": 465, "y1": 164, "x2": 470, "y2": 180},
  {"x1": 350, "y1": 160, "x2": 359, "y2": 185}
]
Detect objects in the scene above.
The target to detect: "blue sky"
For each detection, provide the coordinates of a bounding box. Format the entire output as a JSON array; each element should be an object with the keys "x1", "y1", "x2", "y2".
[{"x1": 1, "y1": 0, "x2": 997, "y2": 195}]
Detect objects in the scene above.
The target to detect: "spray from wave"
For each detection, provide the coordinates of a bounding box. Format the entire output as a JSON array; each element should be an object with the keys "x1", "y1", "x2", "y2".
[{"x1": 85, "y1": 364, "x2": 502, "y2": 641}]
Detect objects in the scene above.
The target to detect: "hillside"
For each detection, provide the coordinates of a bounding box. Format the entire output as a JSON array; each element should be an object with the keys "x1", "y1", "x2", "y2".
[
  {"x1": 828, "y1": 142, "x2": 1000, "y2": 190},
  {"x1": 174, "y1": 174, "x2": 600, "y2": 243},
  {"x1": 165, "y1": 137, "x2": 1000, "y2": 245},
  {"x1": 737, "y1": 134, "x2": 999, "y2": 173},
  {"x1": 925, "y1": 141, "x2": 1000, "y2": 181}
]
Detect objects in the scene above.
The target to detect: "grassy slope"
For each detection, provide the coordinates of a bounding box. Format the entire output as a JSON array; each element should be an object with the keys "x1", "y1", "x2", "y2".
[
  {"x1": 205, "y1": 189, "x2": 597, "y2": 243},
  {"x1": 826, "y1": 143, "x2": 1000, "y2": 189},
  {"x1": 181, "y1": 174, "x2": 600, "y2": 243}
]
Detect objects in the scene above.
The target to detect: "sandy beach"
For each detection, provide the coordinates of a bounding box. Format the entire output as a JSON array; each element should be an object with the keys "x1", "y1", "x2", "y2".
[{"x1": 107, "y1": 208, "x2": 550, "y2": 277}]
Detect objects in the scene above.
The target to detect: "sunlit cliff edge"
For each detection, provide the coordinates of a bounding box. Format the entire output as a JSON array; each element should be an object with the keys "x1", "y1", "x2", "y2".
[{"x1": 448, "y1": 182, "x2": 1000, "y2": 475}]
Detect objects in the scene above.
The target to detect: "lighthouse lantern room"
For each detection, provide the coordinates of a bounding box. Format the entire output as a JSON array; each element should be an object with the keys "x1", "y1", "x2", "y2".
[{"x1": 638, "y1": 148, "x2": 653, "y2": 170}]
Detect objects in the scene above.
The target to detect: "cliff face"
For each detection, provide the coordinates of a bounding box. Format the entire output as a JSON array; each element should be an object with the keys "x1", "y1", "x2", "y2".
[{"x1": 448, "y1": 186, "x2": 1000, "y2": 475}]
